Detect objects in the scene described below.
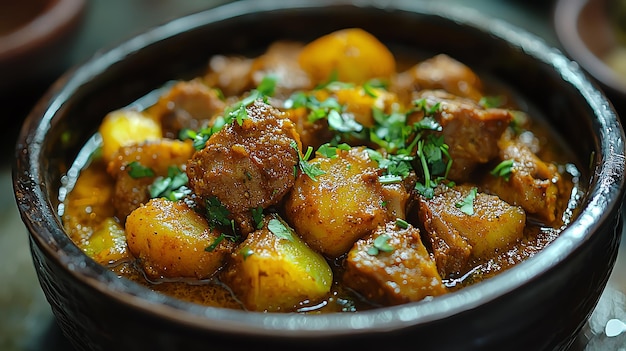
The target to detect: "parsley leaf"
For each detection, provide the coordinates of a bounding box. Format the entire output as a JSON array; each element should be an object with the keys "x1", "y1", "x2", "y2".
[
  {"x1": 455, "y1": 187, "x2": 478, "y2": 215},
  {"x1": 251, "y1": 206, "x2": 264, "y2": 230},
  {"x1": 268, "y1": 218, "x2": 293, "y2": 241},
  {"x1": 367, "y1": 234, "x2": 395, "y2": 256},
  {"x1": 316, "y1": 143, "x2": 351, "y2": 158},
  {"x1": 126, "y1": 161, "x2": 155, "y2": 179},
  {"x1": 291, "y1": 141, "x2": 325, "y2": 181},
  {"x1": 491, "y1": 159, "x2": 515, "y2": 181},
  {"x1": 148, "y1": 166, "x2": 190, "y2": 201}
]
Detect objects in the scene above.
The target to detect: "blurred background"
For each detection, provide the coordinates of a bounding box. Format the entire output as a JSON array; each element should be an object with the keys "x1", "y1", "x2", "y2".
[{"x1": 1, "y1": 1, "x2": 624, "y2": 350}]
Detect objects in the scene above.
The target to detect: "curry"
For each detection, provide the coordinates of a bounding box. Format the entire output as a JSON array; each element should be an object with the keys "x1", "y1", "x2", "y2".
[{"x1": 60, "y1": 28, "x2": 584, "y2": 313}]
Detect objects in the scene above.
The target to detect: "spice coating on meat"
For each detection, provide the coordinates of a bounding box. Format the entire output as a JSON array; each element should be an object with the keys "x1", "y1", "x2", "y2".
[
  {"x1": 343, "y1": 221, "x2": 447, "y2": 305},
  {"x1": 186, "y1": 100, "x2": 301, "y2": 231}
]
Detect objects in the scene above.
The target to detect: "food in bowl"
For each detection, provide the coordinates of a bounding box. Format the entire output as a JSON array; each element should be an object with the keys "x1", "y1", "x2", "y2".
[{"x1": 60, "y1": 28, "x2": 585, "y2": 313}]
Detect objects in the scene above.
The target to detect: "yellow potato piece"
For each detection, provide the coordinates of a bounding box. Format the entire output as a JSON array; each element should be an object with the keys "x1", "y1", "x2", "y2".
[
  {"x1": 125, "y1": 198, "x2": 234, "y2": 280},
  {"x1": 284, "y1": 147, "x2": 407, "y2": 258},
  {"x1": 221, "y1": 215, "x2": 332, "y2": 312},
  {"x1": 99, "y1": 109, "x2": 162, "y2": 162},
  {"x1": 81, "y1": 217, "x2": 129, "y2": 265},
  {"x1": 298, "y1": 28, "x2": 396, "y2": 85}
]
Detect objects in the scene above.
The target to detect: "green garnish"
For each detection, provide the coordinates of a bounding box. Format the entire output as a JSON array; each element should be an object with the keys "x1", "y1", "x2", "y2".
[
  {"x1": 126, "y1": 161, "x2": 155, "y2": 179},
  {"x1": 367, "y1": 234, "x2": 395, "y2": 256},
  {"x1": 396, "y1": 218, "x2": 409, "y2": 229},
  {"x1": 205, "y1": 196, "x2": 236, "y2": 236},
  {"x1": 251, "y1": 206, "x2": 264, "y2": 230},
  {"x1": 291, "y1": 141, "x2": 325, "y2": 181},
  {"x1": 316, "y1": 143, "x2": 351, "y2": 158},
  {"x1": 268, "y1": 218, "x2": 293, "y2": 241},
  {"x1": 204, "y1": 234, "x2": 225, "y2": 252},
  {"x1": 479, "y1": 95, "x2": 505, "y2": 108},
  {"x1": 491, "y1": 159, "x2": 515, "y2": 181},
  {"x1": 240, "y1": 246, "x2": 254, "y2": 260},
  {"x1": 455, "y1": 187, "x2": 478, "y2": 216},
  {"x1": 148, "y1": 166, "x2": 190, "y2": 201}
]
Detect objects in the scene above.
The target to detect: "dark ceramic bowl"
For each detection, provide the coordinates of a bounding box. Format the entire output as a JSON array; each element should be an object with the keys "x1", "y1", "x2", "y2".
[{"x1": 13, "y1": 1, "x2": 626, "y2": 350}]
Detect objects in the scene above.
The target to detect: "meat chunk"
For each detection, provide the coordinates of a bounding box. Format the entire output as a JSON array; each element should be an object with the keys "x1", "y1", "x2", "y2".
[
  {"x1": 343, "y1": 221, "x2": 447, "y2": 306},
  {"x1": 204, "y1": 54, "x2": 254, "y2": 97},
  {"x1": 249, "y1": 41, "x2": 313, "y2": 99},
  {"x1": 221, "y1": 214, "x2": 332, "y2": 312},
  {"x1": 417, "y1": 184, "x2": 526, "y2": 276},
  {"x1": 125, "y1": 198, "x2": 235, "y2": 280},
  {"x1": 106, "y1": 139, "x2": 195, "y2": 221},
  {"x1": 186, "y1": 100, "x2": 301, "y2": 233},
  {"x1": 147, "y1": 79, "x2": 226, "y2": 139},
  {"x1": 414, "y1": 90, "x2": 512, "y2": 182},
  {"x1": 283, "y1": 146, "x2": 409, "y2": 258},
  {"x1": 482, "y1": 133, "x2": 562, "y2": 223},
  {"x1": 392, "y1": 54, "x2": 484, "y2": 103}
]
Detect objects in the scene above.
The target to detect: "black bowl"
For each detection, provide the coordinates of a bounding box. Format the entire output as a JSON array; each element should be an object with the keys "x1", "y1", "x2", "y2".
[{"x1": 13, "y1": 0, "x2": 626, "y2": 350}]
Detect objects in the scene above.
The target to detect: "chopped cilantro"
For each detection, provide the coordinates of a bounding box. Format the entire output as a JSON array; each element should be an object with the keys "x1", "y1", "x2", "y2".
[
  {"x1": 127, "y1": 161, "x2": 155, "y2": 179},
  {"x1": 251, "y1": 206, "x2": 264, "y2": 230},
  {"x1": 291, "y1": 141, "x2": 325, "y2": 181},
  {"x1": 316, "y1": 143, "x2": 351, "y2": 158},
  {"x1": 204, "y1": 234, "x2": 225, "y2": 252},
  {"x1": 491, "y1": 159, "x2": 515, "y2": 181},
  {"x1": 268, "y1": 218, "x2": 293, "y2": 241},
  {"x1": 396, "y1": 218, "x2": 409, "y2": 229},
  {"x1": 367, "y1": 234, "x2": 395, "y2": 255},
  {"x1": 205, "y1": 196, "x2": 236, "y2": 235},
  {"x1": 455, "y1": 187, "x2": 478, "y2": 215},
  {"x1": 148, "y1": 166, "x2": 190, "y2": 201}
]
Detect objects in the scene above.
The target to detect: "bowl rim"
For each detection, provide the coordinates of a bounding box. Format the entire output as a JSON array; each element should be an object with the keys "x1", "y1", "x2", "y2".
[
  {"x1": 13, "y1": 0, "x2": 626, "y2": 337},
  {"x1": 553, "y1": 0, "x2": 626, "y2": 96}
]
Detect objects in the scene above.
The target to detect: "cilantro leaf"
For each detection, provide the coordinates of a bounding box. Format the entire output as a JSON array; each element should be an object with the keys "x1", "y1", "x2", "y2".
[
  {"x1": 455, "y1": 187, "x2": 478, "y2": 215},
  {"x1": 127, "y1": 161, "x2": 155, "y2": 179},
  {"x1": 268, "y1": 218, "x2": 293, "y2": 241},
  {"x1": 367, "y1": 234, "x2": 395, "y2": 256},
  {"x1": 491, "y1": 159, "x2": 515, "y2": 181}
]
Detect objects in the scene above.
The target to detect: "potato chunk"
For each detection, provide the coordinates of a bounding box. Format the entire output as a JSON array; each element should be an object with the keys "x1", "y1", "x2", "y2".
[
  {"x1": 221, "y1": 215, "x2": 332, "y2": 312},
  {"x1": 298, "y1": 28, "x2": 396, "y2": 85},
  {"x1": 284, "y1": 146, "x2": 409, "y2": 258},
  {"x1": 80, "y1": 217, "x2": 129, "y2": 265},
  {"x1": 125, "y1": 198, "x2": 235, "y2": 280},
  {"x1": 99, "y1": 109, "x2": 162, "y2": 163},
  {"x1": 417, "y1": 185, "x2": 526, "y2": 276},
  {"x1": 343, "y1": 221, "x2": 447, "y2": 306}
]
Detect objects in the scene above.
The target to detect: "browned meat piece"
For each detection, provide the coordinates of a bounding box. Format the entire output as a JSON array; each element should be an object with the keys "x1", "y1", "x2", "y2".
[
  {"x1": 343, "y1": 221, "x2": 447, "y2": 305},
  {"x1": 413, "y1": 90, "x2": 512, "y2": 182},
  {"x1": 249, "y1": 41, "x2": 314, "y2": 99},
  {"x1": 482, "y1": 134, "x2": 562, "y2": 224},
  {"x1": 186, "y1": 100, "x2": 301, "y2": 234},
  {"x1": 417, "y1": 184, "x2": 526, "y2": 277},
  {"x1": 204, "y1": 54, "x2": 255, "y2": 97},
  {"x1": 148, "y1": 79, "x2": 226, "y2": 139},
  {"x1": 106, "y1": 139, "x2": 195, "y2": 221},
  {"x1": 392, "y1": 54, "x2": 484, "y2": 103}
]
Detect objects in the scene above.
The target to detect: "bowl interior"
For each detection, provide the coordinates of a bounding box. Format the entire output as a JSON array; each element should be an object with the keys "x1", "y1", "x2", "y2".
[{"x1": 14, "y1": 0, "x2": 626, "y2": 340}]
